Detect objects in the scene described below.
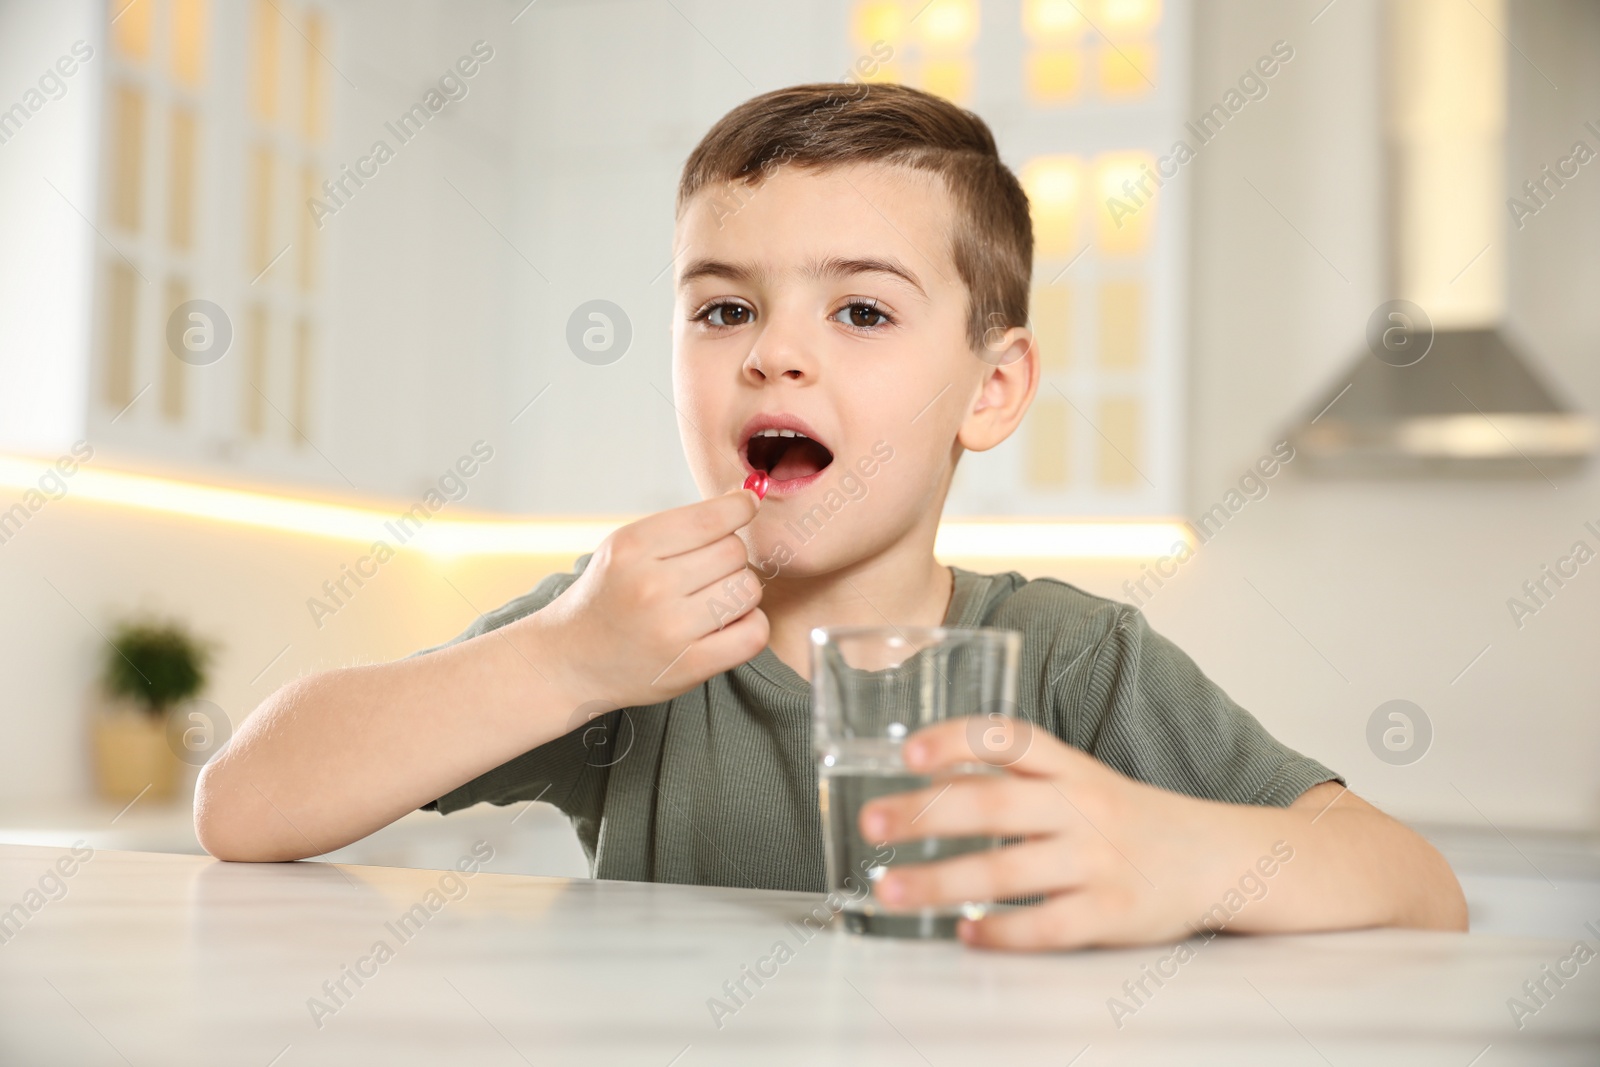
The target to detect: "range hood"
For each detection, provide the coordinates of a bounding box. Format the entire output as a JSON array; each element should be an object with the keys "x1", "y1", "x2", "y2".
[{"x1": 1289, "y1": 0, "x2": 1595, "y2": 477}]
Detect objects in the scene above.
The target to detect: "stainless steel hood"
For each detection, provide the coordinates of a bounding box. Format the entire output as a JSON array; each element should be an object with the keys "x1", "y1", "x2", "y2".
[
  {"x1": 1288, "y1": 0, "x2": 1595, "y2": 477},
  {"x1": 1293, "y1": 326, "x2": 1596, "y2": 477}
]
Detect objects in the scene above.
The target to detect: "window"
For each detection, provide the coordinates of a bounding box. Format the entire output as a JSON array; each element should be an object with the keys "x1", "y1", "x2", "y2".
[
  {"x1": 848, "y1": 0, "x2": 1187, "y2": 516},
  {"x1": 94, "y1": 0, "x2": 330, "y2": 471},
  {"x1": 854, "y1": 0, "x2": 978, "y2": 104}
]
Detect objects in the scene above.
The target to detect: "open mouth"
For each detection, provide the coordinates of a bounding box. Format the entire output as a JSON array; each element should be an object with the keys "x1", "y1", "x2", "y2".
[{"x1": 745, "y1": 427, "x2": 835, "y2": 487}]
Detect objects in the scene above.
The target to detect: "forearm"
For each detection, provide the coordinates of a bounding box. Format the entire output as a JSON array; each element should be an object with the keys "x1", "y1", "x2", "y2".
[
  {"x1": 195, "y1": 612, "x2": 585, "y2": 862},
  {"x1": 1216, "y1": 788, "x2": 1468, "y2": 935}
]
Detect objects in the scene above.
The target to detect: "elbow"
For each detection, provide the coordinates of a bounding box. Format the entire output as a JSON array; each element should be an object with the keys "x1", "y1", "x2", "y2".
[
  {"x1": 1434, "y1": 872, "x2": 1470, "y2": 933},
  {"x1": 1410, "y1": 840, "x2": 1470, "y2": 933},
  {"x1": 193, "y1": 761, "x2": 255, "y2": 861},
  {"x1": 193, "y1": 760, "x2": 301, "y2": 863}
]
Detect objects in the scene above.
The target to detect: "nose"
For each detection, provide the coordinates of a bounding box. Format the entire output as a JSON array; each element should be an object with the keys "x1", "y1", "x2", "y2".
[{"x1": 742, "y1": 312, "x2": 817, "y2": 385}]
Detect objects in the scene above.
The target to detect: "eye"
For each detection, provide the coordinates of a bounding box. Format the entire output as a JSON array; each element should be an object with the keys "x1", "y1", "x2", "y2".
[
  {"x1": 695, "y1": 301, "x2": 754, "y2": 328},
  {"x1": 832, "y1": 301, "x2": 893, "y2": 330}
]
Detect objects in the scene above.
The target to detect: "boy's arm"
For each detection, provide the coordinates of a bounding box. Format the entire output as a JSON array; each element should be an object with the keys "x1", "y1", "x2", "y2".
[
  {"x1": 195, "y1": 487, "x2": 768, "y2": 862},
  {"x1": 856, "y1": 721, "x2": 1468, "y2": 950},
  {"x1": 194, "y1": 617, "x2": 588, "y2": 862}
]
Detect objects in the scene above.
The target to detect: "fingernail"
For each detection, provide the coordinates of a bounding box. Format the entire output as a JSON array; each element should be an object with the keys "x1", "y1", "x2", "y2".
[
  {"x1": 862, "y1": 809, "x2": 887, "y2": 838},
  {"x1": 957, "y1": 918, "x2": 977, "y2": 943},
  {"x1": 877, "y1": 876, "x2": 904, "y2": 905},
  {"x1": 904, "y1": 740, "x2": 928, "y2": 768}
]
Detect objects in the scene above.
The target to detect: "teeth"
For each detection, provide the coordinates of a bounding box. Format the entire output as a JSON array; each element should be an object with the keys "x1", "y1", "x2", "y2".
[{"x1": 753, "y1": 428, "x2": 807, "y2": 439}]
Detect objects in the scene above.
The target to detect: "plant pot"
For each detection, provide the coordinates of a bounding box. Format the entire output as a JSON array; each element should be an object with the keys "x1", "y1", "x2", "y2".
[{"x1": 91, "y1": 706, "x2": 180, "y2": 802}]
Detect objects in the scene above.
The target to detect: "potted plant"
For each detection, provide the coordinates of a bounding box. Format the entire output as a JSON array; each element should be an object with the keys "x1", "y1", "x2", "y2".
[{"x1": 92, "y1": 618, "x2": 213, "y2": 801}]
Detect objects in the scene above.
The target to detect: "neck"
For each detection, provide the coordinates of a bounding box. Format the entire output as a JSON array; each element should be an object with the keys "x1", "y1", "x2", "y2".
[{"x1": 759, "y1": 550, "x2": 954, "y2": 680}]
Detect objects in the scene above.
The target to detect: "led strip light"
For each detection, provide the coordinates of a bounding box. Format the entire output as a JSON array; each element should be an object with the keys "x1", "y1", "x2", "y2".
[{"x1": 0, "y1": 455, "x2": 1189, "y2": 560}]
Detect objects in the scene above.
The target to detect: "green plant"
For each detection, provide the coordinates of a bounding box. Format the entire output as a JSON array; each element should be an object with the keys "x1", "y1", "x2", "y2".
[{"x1": 101, "y1": 618, "x2": 212, "y2": 718}]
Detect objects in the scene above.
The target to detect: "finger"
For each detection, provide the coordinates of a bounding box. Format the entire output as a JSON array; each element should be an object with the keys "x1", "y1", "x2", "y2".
[
  {"x1": 637, "y1": 487, "x2": 760, "y2": 559},
  {"x1": 681, "y1": 566, "x2": 763, "y2": 635},
  {"x1": 652, "y1": 608, "x2": 769, "y2": 695},
  {"x1": 859, "y1": 775, "x2": 1069, "y2": 842},
  {"x1": 958, "y1": 890, "x2": 1123, "y2": 952},
  {"x1": 875, "y1": 838, "x2": 1081, "y2": 910},
  {"x1": 669, "y1": 532, "x2": 757, "y2": 596},
  {"x1": 904, "y1": 715, "x2": 1094, "y2": 780}
]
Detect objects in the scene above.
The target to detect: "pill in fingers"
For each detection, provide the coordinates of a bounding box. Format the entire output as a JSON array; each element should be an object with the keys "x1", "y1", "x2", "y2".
[{"x1": 742, "y1": 471, "x2": 770, "y2": 500}]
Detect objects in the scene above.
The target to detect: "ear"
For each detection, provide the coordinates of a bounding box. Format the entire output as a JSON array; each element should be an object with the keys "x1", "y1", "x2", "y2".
[{"x1": 957, "y1": 326, "x2": 1039, "y2": 452}]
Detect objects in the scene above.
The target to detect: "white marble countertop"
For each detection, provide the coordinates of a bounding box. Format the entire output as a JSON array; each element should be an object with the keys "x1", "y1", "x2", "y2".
[{"x1": 1, "y1": 844, "x2": 1596, "y2": 1065}]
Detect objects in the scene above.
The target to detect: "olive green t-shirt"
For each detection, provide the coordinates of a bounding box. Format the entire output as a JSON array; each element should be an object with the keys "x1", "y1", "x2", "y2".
[{"x1": 417, "y1": 555, "x2": 1340, "y2": 892}]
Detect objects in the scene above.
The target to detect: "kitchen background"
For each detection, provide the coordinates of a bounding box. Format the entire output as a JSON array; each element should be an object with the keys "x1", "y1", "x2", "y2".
[{"x1": 0, "y1": 0, "x2": 1596, "y2": 932}]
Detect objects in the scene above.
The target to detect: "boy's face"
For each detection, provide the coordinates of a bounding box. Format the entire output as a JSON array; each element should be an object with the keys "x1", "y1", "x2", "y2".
[{"x1": 671, "y1": 162, "x2": 1031, "y2": 578}]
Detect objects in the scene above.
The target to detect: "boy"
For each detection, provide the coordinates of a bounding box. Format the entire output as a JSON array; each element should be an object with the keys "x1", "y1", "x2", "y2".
[{"x1": 196, "y1": 83, "x2": 1467, "y2": 949}]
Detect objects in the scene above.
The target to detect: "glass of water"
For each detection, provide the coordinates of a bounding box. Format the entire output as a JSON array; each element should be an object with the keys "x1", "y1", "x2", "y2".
[{"x1": 811, "y1": 625, "x2": 1022, "y2": 938}]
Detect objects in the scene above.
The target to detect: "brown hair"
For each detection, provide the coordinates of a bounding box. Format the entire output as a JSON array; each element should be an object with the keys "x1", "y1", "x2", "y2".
[{"x1": 677, "y1": 82, "x2": 1033, "y2": 351}]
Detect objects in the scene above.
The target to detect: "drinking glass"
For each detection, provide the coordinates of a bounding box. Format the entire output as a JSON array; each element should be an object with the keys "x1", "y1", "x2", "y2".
[{"x1": 811, "y1": 625, "x2": 1022, "y2": 938}]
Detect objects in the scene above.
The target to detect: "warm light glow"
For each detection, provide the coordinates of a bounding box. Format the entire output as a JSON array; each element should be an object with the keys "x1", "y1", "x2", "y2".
[
  {"x1": 1023, "y1": 0, "x2": 1087, "y2": 41},
  {"x1": 1026, "y1": 49, "x2": 1083, "y2": 104},
  {"x1": 111, "y1": 0, "x2": 153, "y2": 61},
  {"x1": 1098, "y1": 39, "x2": 1157, "y2": 98},
  {"x1": 0, "y1": 456, "x2": 1189, "y2": 560},
  {"x1": 1020, "y1": 155, "x2": 1085, "y2": 257},
  {"x1": 862, "y1": 61, "x2": 903, "y2": 85},
  {"x1": 852, "y1": 0, "x2": 906, "y2": 47},
  {"x1": 916, "y1": 0, "x2": 979, "y2": 48},
  {"x1": 1396, "y1": 415, "x2": 1599, "y2": 458},
  {"x1": 919, "y1": 57, "x2": 972, "y2": 104},
  {"x1": 251, "y1": 0, "x2": 279, "y2": 124},
  {"x1": 1094, "y1": 151, "x2": 1156, "y2": 254},
  {"x1": 171, "y1": 0, "x2": 209, "y2": 86},
  {"x1": 0, "y1": 457, "x2": 622, "y2": 558},
  {"x1": 1099, "y1": 0, "x2": 1162, "y2": 35}
]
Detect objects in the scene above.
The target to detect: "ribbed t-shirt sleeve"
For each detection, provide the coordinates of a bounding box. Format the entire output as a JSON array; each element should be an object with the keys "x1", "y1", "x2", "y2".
[
  {"x1": 409, "y1": 555, "x2": 611, "y2": 830},
  {"x1": 1055, "y1": 604, "x2": 1342, "y2": 807}
]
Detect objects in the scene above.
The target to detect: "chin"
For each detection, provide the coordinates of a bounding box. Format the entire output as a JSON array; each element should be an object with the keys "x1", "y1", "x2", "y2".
[{"x1": 740, "y1": 512, "x2": 882, "y2": 582}]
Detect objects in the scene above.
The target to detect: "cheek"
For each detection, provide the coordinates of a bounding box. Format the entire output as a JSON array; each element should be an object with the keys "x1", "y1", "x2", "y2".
[{"x1": 673, "y1": 353, "x2": 720, "y2": 426}]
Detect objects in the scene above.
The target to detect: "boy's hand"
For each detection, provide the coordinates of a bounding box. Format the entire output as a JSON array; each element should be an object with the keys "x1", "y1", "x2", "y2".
[
  {"x1": 857, "y1": 717, "x2": 1254, "y2": 951},
  {"x1": 536, "y1": 486, "x2": 768, "y2": 713}
]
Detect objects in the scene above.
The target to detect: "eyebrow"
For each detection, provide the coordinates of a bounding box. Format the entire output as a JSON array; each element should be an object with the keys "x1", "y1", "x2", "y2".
[
  {"x1": 676, "y1": 255, "x2": 927, "y2": 298},
  {"x1": 809, "y1": 256, "x2": 927, "y2": 298},
  {"x1": 677, "y1": 257, "x2": 761, "y2": 289}
]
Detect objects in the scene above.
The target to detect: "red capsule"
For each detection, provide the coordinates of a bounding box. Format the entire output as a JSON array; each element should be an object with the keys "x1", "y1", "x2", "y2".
[{"x1": 743, "y1": 470, "x2": 770, "y2": 500}]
